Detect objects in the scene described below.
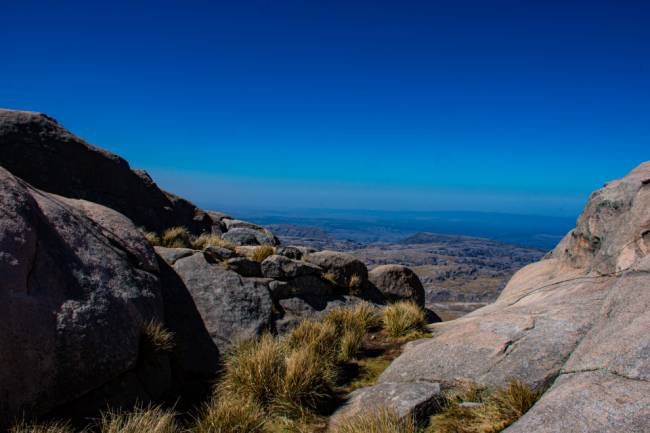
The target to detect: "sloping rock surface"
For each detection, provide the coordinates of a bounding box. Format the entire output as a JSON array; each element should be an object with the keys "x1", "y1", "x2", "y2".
[
  {"x1": 364, "y1": 162, "x2": 650, "y2": 432},
  {"x1": 0, "y1": 167, "x2": 162, "y2": 426},
  {"x1": 0, "y1": 109, "x2": 212, "y2": 234}
]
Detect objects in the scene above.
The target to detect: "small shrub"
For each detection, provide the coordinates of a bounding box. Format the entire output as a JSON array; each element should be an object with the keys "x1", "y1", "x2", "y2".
[
  {"x1": 428, "y1": 379, "x2": 541, "y2": 433},
  {"x1": 334, "y1": 408, "x2": 419, "y2": 433},
  {"x1": 141, "y1": 320, "x2": 175, "y2": 354},
  {"x1": 193, "y1": 233, "x2": 235, "y2": 251},
  {"x1": 251, "y1": 245, "x2": 275, "y2": 262},
  {"x1": 10, "y1": 421, "x2": 73, "y2": 433},
  {"x1": 143, "y1": 231, "x2": 161, "y2": 246},
  {"x1": 99, "y1": 406, "x2": 180, "y2": 433},
  {"x1": 382, "y1": 301, "x2": 427, "y2": 338},
  {"x1": 194, "y1": 397, "x2": 267, "y2": 433},
  {"x1": 161, "y1": 226, "x2": 193, "y2": 248},
  {"x1": 337, "y1": 326, "x2": 366, "y2": 362}
]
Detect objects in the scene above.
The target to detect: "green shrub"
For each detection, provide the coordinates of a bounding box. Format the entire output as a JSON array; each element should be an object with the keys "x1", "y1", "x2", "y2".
[{"x1": 382, "y1": 301, "x2": 427, "y2": 338}]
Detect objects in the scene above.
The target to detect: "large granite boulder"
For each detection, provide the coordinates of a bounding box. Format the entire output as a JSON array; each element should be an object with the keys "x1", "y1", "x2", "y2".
[
  {"x1": 261, "y1": 254, "x2": 322, "y2": 279},
  {"x1": 368, "y1": 264, "x2": 426, "y2": 306},
  {"x1": 222, "y1": 227, "x2": 279, "y2": 246},
  {"x1": 0, "y1": 167, "x2": 167, "y2": 426},
  {"x1": 0, "y1": 109, "x2": 214, "y2": 234},
  {"x1": 344, "y1": 162, "x2": 650, "y2": 432},
  {"x1": 167, "y1": 251, "x2": 274, "y2": 350},
  {"x1": 304, "y1": 250, "x2": 368, "y2": 290}
]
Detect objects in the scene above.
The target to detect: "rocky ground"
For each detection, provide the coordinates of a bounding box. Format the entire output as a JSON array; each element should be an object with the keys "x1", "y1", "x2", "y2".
[{"x1": 270, "y1": 225, "x2": 545, "y2": 319}]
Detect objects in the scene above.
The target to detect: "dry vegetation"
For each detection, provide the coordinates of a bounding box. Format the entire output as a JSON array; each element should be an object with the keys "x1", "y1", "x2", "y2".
[
  {"x1": 333, "y1": 408, "x2": 419, "y2": 433},
  {"x1": 142, "y1": 227, "x2": 236, "y2": 251},
  {"x1": 427, "y1": 380, "x2": 541, "y2": 433},
  {"x1": 12, "y1": 302, "x2": 540, "y2": 433},
  {"x1": 251, "y1": 245, "x2": 275, "y2": 262},
  {"x1": 382, "y1": 301, "x2": 427, "y2": 337}
]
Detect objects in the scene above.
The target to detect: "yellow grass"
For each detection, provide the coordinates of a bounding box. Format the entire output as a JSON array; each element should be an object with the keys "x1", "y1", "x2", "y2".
[
  {"x1": 161, "y1": 226, "x2": 193, "y2": 248},
  {"x1": 9, "y1": 421, "x2": 74, "y2": 433},
  {"x1": 382, "y1": 301, "x2": 427, "y2": 338},
  {"x1": 251, "y1": 245, "x2": 275, "y2": 262},
  {"x1": 99, "y1": 406, "x2": 180, "y2": 433},
  {"x1": 333, "y1": 408, "x2": 419, "y2": 433},
  {"x1": 194, "y1": 397, "x2": 267, "y2": 433},
  {"x1": 193, "y1": 233, "x2": 236, "y2": 251},
  {"x1": 141, "y1": 320, "x2": 175, "y2": 354},
  {"x1": 427, "y1": 380, "x2": 541, "y2": 433}
]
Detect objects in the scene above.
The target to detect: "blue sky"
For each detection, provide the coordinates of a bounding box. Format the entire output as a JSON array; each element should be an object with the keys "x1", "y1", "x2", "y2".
[{"x1": 2, "y1": 0, "x2": 649, "y2": 217}]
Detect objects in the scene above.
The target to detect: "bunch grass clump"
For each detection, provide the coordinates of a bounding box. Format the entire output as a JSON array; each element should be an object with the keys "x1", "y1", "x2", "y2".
[
  {"x1": 141, "y1": 320, "x2": 175, "y2": 354},
  {"x1": 193, "y1": 397, "x2": 267, "y2": 433},
  {"x1": 161, "y1": 226, "x2": 193, "y2": 248},
  {"x1": 427, "y1": 379, "x2": 541, "y2": 433},
  {"x1": 10, "y1": 421, "x2": 74, "y2": 433},
  {"x1": 323, "y1": 302, "x2": 381, "y2": 362},
  {"x1": 143, "y1": 231, "x2": 162, "y2": 246},
  {"x1": 333, "y1": 408, "x2": 419, "y2": 433},
  {"x1": 251, "y1": 245, "x2": 275, "y2": 262},
  {"x1": 99, "y1": 406, "x2": 180, "y2": 433},
  {"x1": 382, "y1": 301, "x2": 427, "y2": 338},
  {"x1": 193, "y1": 233, "x2": 236, "y2": 251}
]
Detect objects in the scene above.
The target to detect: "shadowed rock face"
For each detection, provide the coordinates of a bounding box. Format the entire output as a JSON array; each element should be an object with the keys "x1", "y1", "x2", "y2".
[
  {"x1": 0, "y1": 166, "x2": 163, "y2": 426},
  {"x1": 0, "y1": 166, "x2": 220, "y2": 428},
  {"x1": 0, "y1": 109, "x2": 212, "y2": 234},
  {"x1": 343, "y1": 162, "x2": 650, "y2": 432}
]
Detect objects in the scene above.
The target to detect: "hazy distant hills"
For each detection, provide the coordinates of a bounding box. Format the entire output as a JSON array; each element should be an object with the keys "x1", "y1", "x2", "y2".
[{"x1": 234, "y1": 208, "x2": 574, "y2": 250}]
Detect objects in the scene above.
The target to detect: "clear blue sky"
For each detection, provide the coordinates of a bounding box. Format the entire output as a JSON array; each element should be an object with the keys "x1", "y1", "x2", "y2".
[{"x1": 2, "y1": 0, "x2": 649, "y2": 217}]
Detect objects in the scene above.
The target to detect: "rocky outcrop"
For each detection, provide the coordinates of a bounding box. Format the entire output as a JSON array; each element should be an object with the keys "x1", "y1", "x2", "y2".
[
  {"x1": 368, "y1": 264, "x2": 426, "y2": 306},
  {"x1": 304, "y1": 250, "x2": 368, "y2": 290},
  {"x1": 0, "y1": 167, "x2": 218, "y2": 427},
  {"x1": 343, "y1": 162, "x2": 650, "y2": 432},
  {"x1": 0, "y1": 109, "x2": 214, "y2": 234},
  {"x1": 161, "y1": 250, "x2": 274, "y2": 351}
]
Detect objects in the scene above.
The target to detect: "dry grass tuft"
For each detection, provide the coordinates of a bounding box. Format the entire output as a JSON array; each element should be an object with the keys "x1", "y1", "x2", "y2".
[
  {"x1": 99, "y1": 406, "x2": 180, "y2": 433},
  {"x1": 348, "y1": 274, "x2": 363, "y2": 290},
  {"x1": 427, "y1": 379, "x2": 541, "y2": 433},
  {"x1": 141, "y1": 320, "x2": 175, "y2": 354},
  {"x1": 9, "y1": 421, "x2": 74, "y2": 433},
  {"x1": 219, "y1": 335, "x2": 286, "y2": 406},
  {"x1": 251, "y1": 245, "x2": 275, "y2": 262},
  {"x1": 193, "y1": 233, "x2": 236, "y2": 251},
  {"x1": 143, "y1": 231, "x2": 162, "y2": 246},
  {"x1": 333, "y1": 408, "x2": 419, "y2": 433},
  {"x1": 161, "y1": 226, "x2": 193, "y2": 248},
  {"x1": 218, "y1": 333, "x2": 337, "y2": 417},
  {"x1": 285, "y1": 319, "x2": 340, "y2": 362},
  {"x1": 194, "y1": 397, "x2": 267, "y2": 433},
  {"x1": 382, "y1": 301, "x2": 427, "y2": 338},
  {"x1": 323, "y1": 305, "x2": 377, "y2": 362},
  {"x1": 322, "y1": 271, "x2": 339, "y2": 285}
]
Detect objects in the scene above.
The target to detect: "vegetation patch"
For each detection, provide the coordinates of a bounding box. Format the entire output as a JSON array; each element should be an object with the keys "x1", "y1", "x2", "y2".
[
  {"x1": 332, "y1": 408, "x2": 419, "y2": 433},
  {"x1": 193, "y1": 233, "x2": 236, "y2": 251},
  {"x1": 161, "y1": 226, "x2": 193, "y2": 248},
  {"x1": 140, "y1": 320, "x2": 175, "y2": 355},
  {"x1": 427, "y1": 380, "x2": 542, "y2": 433},
  {"x1": 382, "y1": 301, "x2": 428, "y2": 338},
  {"x1": 251, "y1": 244, "x2": 275, "y2": 262}
]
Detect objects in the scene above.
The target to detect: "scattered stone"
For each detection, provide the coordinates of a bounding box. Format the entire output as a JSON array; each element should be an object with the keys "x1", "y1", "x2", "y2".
[
  {"x1": 260, "y1": 254, "x2": 322, "y2": 279},
  {"x1": 368, "y1": 264, "x2": 426, "y2": 306},
  {"x1": 225, "y1": 257, "x2": 262, "y2": 277}
]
